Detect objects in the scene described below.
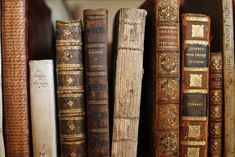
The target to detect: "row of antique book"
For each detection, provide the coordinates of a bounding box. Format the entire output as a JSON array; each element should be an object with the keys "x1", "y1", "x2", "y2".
[{"x1": 0, "y1": 0, "x2": 234, "y2": 157}]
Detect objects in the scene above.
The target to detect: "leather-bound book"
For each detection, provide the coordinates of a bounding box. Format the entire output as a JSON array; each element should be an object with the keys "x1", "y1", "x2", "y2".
[
  {"x1": 83, "y1": 9, "x2": 110, "y2": 157},
  {"x1": 209, "y1": 52, "x2": 223, "y2": 157},
  {"x1": 155, "y1": 0, "x2": 180, "y2": 156},
  {"x1": 111, "y1": 8, "x2": 147, "y2": 157},
  {"x1": 223, "y1": 0, "x2": 235, "y2": 156},
  {"x1": 180, "y1": 13, "x2": 210, "y2": 157},
  {"x1": 56, "y1": 20, "x2": 87, "y2": 157},
  {"x1": 29, "y1": 60, "x2": 58, "y2": 157},
  {"x1": 2, "y1": 0, "x2": 30, "y2": 156}
]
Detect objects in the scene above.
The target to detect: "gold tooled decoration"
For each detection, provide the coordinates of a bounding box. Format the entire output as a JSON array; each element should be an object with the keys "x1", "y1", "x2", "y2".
[{"x1": 188, "y1": 125, "x2": 201, "y2": 138}]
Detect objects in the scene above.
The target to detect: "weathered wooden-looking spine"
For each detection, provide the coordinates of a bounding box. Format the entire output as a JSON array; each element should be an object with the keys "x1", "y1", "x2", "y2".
[
  {"x1": 222, "y1": 0, "x2": 235, "y2": 156},
  {"x1": 56, "y1": 20, "x2": 87, "y2": 157},
  {"x1": 111, "y1": 8, "x2": 147, "y2": 157},
  {"x1": 29, "y1": 60, "x2": 58, "y2": 157},
  {"x1": 83, "y1": 9, "x2": 110, "y2": 157},
  {"x1": 180, "y1": 13, "x2": 210, "y2": 157},
  {"x1": 155, "y1": 0, "x2": 180, "y2": 156},
  {"x1": 2, "y1": 0, "x2": 30, "y2": 156},
  {"x1": 209, "y1": 52, "x2": 223, "y2": 157}
]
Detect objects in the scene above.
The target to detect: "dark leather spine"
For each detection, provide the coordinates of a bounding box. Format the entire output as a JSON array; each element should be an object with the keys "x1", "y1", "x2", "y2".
[
  {"x1": 180, "y1": 13, "x2": 210, "y2": 157},
  {"x1": 56, "y1": 20, "x2": 87, "y2": 157},
  {"x1": 155, "y1": 0, "x2": 180, "y2": 156},
  {"x1": 209, "y1": 52, "x2": 223, "y2": 157},
  {"x1": 84, "y1": 9, "x2": 110, "y2": 157},
  {"x1": 2, "y1": 0, "x2": 30, "y2": 156}
]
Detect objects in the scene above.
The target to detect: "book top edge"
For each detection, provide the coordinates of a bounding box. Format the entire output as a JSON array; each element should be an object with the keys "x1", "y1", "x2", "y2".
[
  {"x1": 84, "y1": 8, "x2": 108, "y2": 16},
  {"x1": 56, "y1": 19, "x2": 82, "y2": 25},
  {"x1": 29, "y1": 60, "x2": 53, "y2": 64}
]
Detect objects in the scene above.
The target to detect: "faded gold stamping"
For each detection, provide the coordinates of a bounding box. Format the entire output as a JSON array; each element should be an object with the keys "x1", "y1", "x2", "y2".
[
  {"x1": 187, "y1": 148, "x2": 200, "y2": 157},
  {"x1": 188, "y1": 125, "x2": 201, "y2": 138},
  {"x1": 192, "y1": 25, "x2": 204, "y2": 38},
  {"x1": 190, "y1": 74, "x2": 202, "y2": 87}
]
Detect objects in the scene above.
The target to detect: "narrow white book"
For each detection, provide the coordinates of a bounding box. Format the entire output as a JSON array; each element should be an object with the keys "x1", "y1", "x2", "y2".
[
  {"x1": 0, "y1": 34, "x2": 6, "y2": 157},
  {"x1": 29, "y1": 60, "x2": 57, "y2": 157}
]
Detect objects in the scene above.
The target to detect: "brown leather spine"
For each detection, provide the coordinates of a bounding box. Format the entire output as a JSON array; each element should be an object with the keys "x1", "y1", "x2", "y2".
[
  {"x1": 209, "y1": 52, "x2": 223, "y2": 157},
  {"x1": 180, "y1": 13, "x2": 210, "y2": 157},
  {"x1": 2, "y1": 0, "x2": 30, "y2": 156},
  {"x1": 56, "y1": 20, "x2": 87, "y2": 157},
  {"x1": 155, "y1": 0, "x2": 180, "y2": 156},
  {"x1": 83, "y1": 9, "x2": 110, "y2": 157}
]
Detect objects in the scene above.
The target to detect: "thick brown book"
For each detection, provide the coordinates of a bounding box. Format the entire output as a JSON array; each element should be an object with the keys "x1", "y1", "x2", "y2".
[
  {"x1": 180, "y1": 13, "x2": 210, "y2": 157},
  {"x1": 56, "y1": 20, "x2": 87, "y2": 157},
  {"x1": 209, "y1": 52, "x2": 223, "y2": 157},
  {"x1": 83, "y1": 9, "x2": 110, "y2": 157},
  {"x1": 111, "y1": 8, "x2": 147, "y2": 157},
  {"x1": 2, "y1": 0, "x2": 30, "y2": 156},
  {"x1": 155, "y1": 0, "x2": 180, "y2": 156},
  {"x1": 223, "y1": 0, "x2": 235, "y2": 156}
]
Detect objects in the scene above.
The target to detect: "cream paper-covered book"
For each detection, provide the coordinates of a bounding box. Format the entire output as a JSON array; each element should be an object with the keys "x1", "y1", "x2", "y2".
[
  {"x1": 0, "y1": 31, "x2": 5, "y2": 157},
  {"x1": 29, "y1": 60, "x2": 57, "y2": 157}
]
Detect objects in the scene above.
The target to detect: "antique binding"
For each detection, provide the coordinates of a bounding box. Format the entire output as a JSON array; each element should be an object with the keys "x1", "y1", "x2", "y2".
[
  {"x1": 180, "y1": 13, "x2": 210, "y2": 157},
  {"x1": 2, "y1": 0, "x2": 30, "y2": 156},
  {"x1": 84, "y1": 9, "x2": 110, "y2": 157},
  {"x1": 56, "y1": 20, "x2": 87, "y2": 156},
  {"x1": 29, "y1": 60, "x2": 58, "y2": 157},
  {"x1": 155, "y1": 0, "x2": 180, "y2": 156},
  {"x1": 223, "y1": 0, "x2": 235, "y2": 156},
  {"x1": 111, "y1": 8, "x2": 147, "y2": 157},
  {"x1": 209, "y1": 52, "x2": 223, "y2": 157}
]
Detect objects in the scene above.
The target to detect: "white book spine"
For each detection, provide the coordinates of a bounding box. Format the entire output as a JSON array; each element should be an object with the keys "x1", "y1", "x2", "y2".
[
  {"x1": 0, "y1": 37, "x2": 5, "y2": 157},
  {"x1": 222, "y1": 0, "x2": 235, "y2": 156},
  {"x1": 29, "y1": 60, "x2": 57, "y2": 157}
]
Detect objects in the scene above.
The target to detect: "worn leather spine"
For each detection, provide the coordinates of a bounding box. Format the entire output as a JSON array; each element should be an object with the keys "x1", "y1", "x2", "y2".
[
  {"x1": 29, "y1": 60, "x2": 58, "y2": 157},
  {"x1": 155, "y1": 0, "x2": 180, "y2": 156},
  {"x1": 209, "y1": 52, "x2": 223, "y2": 157},
  {"x1": 2, "y1": 0, "x2": 30, "y2": 156},
  {"x1": 111, "y1": 8, "x2": 147, "y2": 157},
  {"x1": 180, "y1": 13, "x2": 210, "y2": 157},
  {"x1": 222, "y1": 0, "x2": 235, "y2": 156},
  {"x1": 56, "y1": 20, "x2": 87, "y2": 157},
  {"x1": 84, "y1": 9, "x2": 110, "y2": 157}
]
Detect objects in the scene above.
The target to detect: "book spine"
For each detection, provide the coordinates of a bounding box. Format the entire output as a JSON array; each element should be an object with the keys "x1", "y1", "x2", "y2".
[
  {"x1": 83, "y1": 9, "x2": 110, "y2": 157},
  {"x1": 29, "y1": 60, "x2": 58, "y2": 157},
  {"x1": 180, "y1": 13, "x2": 210, "y2": 157},
  {"x1": 56, "y1": 20, "x2": 87, "y2": 157},
  {"x1": 2, "y1": 0, "x2": 30, "y2": 156},
  {"x1": 209, "y1": 52, "x2": 223, "y2": 157},
  {"x1": 111, "y1": 8, "x2": 147, "y2": 157},
  {"x1": 0, "y1": 31, "x2": 5, "y2": 157},
  {"x1": 222, "y1": 0, "x2": 235, "y2": 156},
  {"x1": 155, "y1": 0, "x2": 180, "y2": 156}
]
